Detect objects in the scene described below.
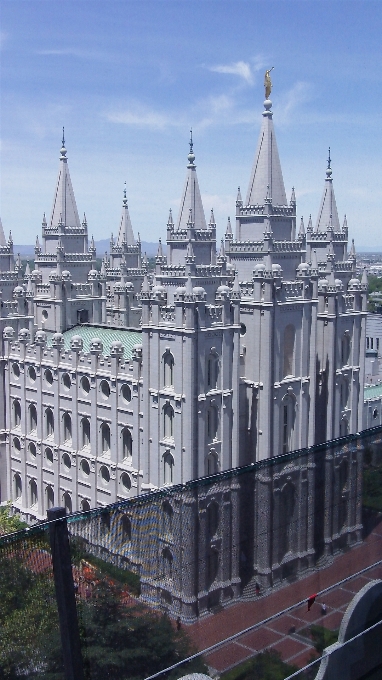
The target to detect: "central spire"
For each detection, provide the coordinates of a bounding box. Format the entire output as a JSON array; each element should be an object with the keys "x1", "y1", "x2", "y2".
[
  {"x1": 50, "y1": 131, "x2": 81, "y2": 230},
  {"x1": 245, "y1": 91, "x2": 287, "y2": 207},
  {"x1": 176, "y1": 132, "x2": 207, "y2": 230},
  {"x1": 117, "y1": 182, "x2": 135, "y2": 246}
]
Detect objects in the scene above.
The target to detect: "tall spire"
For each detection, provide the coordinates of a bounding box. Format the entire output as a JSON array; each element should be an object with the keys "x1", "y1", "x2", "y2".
[
  {"x1": 245, "y1": 96, "x2": 287, "y2": 206},
  {"x1": 117, "y1": 182, "x2": 135, "y2": 246},
  {"x1": 176, "y1": 131, "x2": 207, "y2": 230},
  {"x1": 0, "y1": 218, "x2": 6, "y2": 247},
  {"x1": 49, "y1": 131, "x2": 81, "y2": 230},
  {"x1": 315, "y1": 148, "x2": 340, "y2": 231}
]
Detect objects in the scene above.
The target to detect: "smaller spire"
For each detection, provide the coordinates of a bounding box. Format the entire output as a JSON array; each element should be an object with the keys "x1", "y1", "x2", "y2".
[
  {"x1": 143, "y1": 251, "x2": 148, "y2": 269},
  {"x1": 186, "y1": 240, "x2": 195, "y2": 261},
  {"x1": 156, "y1": 237, "x2": 163, "y2": 259},
  {"x1": 25, "y1": 259, "x2": 31, "y2": 277},
  {"x1": 142, "y1": 272, "x2": 150, "y2": 293},
  {"x1": 209, "y1": 209, "x2": 216, "y2": 227},
  {"x1": 35, "y1": 235, "x2": 40, "y2": 252},
  {"x1": 343, "y1": 214, "x2": 348, "y2": 231},
  {"x1": 137, "y1": 231, "x2": 141, "y2": 243},
  {"x1": 232, "y1": 270, "x2": 240, "y2": 297},
  {"x1": 82, "y1": 212, "x2": 87, "y2": 227},
  {"x1": 226, "y1": 216, "x2": 232, "y2": 237},
  {"x1": 290, "y1": 187, "x2": 296, "y2": 206},
  {"x1": 307, "y1": 214, "x2": 313, "y2": 232},
  {"x1": 361, "y1": 266, "x2": 368, "y2": 287},
  {"x1": 217, "y1": 239, "x2": 226, "y2": 260},
  {"x1": 349, "y1": 238, "x2": 356, "y2": 259},
  {"x1": 90, "y1": 234, "x2": 95, "y2": 250},
  {"x1": 42, "y1": 212, "x2": 47, "y2": 227},
  {"x1": 236, "y1": 186, "x2": 243, "y2": 205},
  {"x1": 185, "y1": 273, "x2": 194, "y2": 298},
  {"x1": 167, "y1": 208, "x2": 174, "y2": 227},
  {"x1": 312, "y1": 248, "x2": 318, "y2": 271},
  {"x1": 298, "y1": 216, "x2": 305, "y2": 237},
  {"x1": 8, "y1": 230, "x2": 13, "y2": 244}
]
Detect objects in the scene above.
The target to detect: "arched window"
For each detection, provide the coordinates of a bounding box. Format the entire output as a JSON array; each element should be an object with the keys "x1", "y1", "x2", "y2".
[
  {"x1": 283, "y1": 325, "x2": 295, "y2": 378},
  {"x1": 82, "y1": 418, "x2": 90, "y2": 447},
  {"x1": 30, "y1": 480, "x2": 38, "y2": 507},
  {"x1": 340, "y1": 380, "x2": 349, "y2": 411},
  {"x1": 162, "y1": 548, "x2": 173, "y2": 579},
  {"x1": 162, "y1": 501, "x2": 173, "y2": 535},
  {"x1": 281, "y1": 396, "x2": 295, "y2": 454},
  {"x1": 46, "y1": 486, "x2": 54, "y2": 511},
  {"x1": 207, "y1": 405, "x2": 218, "y2": 442},
  {"x1": 163, "y1": 451, "x2": 174, "y2": 485},
  {"x1": 206, "y1": 451, "x2": 218, "y2": 476},
  {"x1": 101, "y1": 423, "x2": 111, "y2": 453},
  {"x1": 122, "y1": 428, "x2": 132, "y2": 459},
  {"x1": 100, "y1": 511, "x2": 110, "y2": 534},
  {"x1": 207, "y1": 353, "x2": 219, "y2": 390},
  {"x1": 29, "y1": 404, "x2": 37, "y2": 432},
  {"x1": 13, "y1": 400, "x2": 21, "y2": 428},
  {"x1": 279, "y1": 481, "x2": 296, "y2": 560},
  {"x1": 163, "y1": 352, "x2": 174, "y2": 387},
  {"x1": 207, "y1": 502, "x2": 219, "y2": 539},
  {"x1": 340, "y1": 418, "x2": 349, "y2": 437},
  {"x1": 63, "y1": 492, "x2": 72, "y2": 515},
  {"x1": 14, "y1": 473, "x2": 22, "y2": 499},
  {"x1": 81, "y1": 499, "x2": 90, "y2": 512},
  {"x1": 121, "y1": 515, "x2": 132, "y2": 542},
  {"x1": 46, "y1": 408, "x2": 54, "y2": 437},
  {"x1": 207, "y1": 549, "x2": 219, "y2": 587},
  {"x1": 341, "y1": 333, "x2": 351, "y2": 366},
  {"x1": 163, "y1": 404, "x2": 174, "y2": 439},
  {"x1": 63, "y1": 412, "x2": 72, "y2": 442}
]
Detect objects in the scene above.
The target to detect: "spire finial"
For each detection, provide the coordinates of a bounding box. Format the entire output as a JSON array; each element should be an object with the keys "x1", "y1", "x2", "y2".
[
  {"x1": 123, "y1": 181, "x2": 127, "y2": 206},
  {"x1": 327, "y1": 147, "x2": 331, "y2": 170},
  {"x1": 62, "y1": 127, "x2": 65, "y2": 147},
  {"x1": 187, "y1": 129, "x2": 196, "y2": 168},
  {"x1": 60, "y1": 127, "x2": 67, "y2": 159},
  {"x1": 326, "y1": 147, "x2": 332, "y2": 179}
]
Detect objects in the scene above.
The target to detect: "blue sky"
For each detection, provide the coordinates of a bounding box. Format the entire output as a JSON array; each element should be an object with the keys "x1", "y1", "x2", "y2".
[{"x1": 1, "y1": 0, "x2": 382, "y2": 248}]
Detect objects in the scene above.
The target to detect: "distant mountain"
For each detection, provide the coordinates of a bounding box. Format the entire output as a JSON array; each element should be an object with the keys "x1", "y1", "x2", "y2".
[{"x1": 15, "y1": 240, "x2": 165, "y2": 258}]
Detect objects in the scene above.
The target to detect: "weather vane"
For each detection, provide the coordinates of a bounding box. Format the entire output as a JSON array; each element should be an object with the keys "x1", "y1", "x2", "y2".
[{"x1": 264, "y1": 67, "x2": 274, "y2": 99}]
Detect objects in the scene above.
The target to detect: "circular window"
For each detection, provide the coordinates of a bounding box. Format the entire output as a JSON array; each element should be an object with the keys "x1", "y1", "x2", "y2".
[
  {"x1": 42, "y1": 310, "x2": 48, "y2": 320},
  {"x1": 121, "y1": 384, "x2": 131, "y2": 403},
  {"x1": 100, "y1": 380, "x2": 110, "y2": 399},
  {"x1": 240, "y1": 323, "x2": 247, "y2": 336},
  {"x1": 28, "y1": 366, "x2": 37, "y2": 382},
  {"x1": 45, "y1": 369, "x2": 53, "y2": 385},
  {"x1": 373, "y1": 408, "x2": 379, "y2": 420},
  {"x1": 45, "y1": 448, "x2": 53, "y2": 465},
  {"x1": 62, "y1": 373, "x2": 71, "y2": 390},
  {"x1": 121, "y1": 472, "x2": 131, "y2": 491},
  {"x1": 12, "y1": 363, "x2": 20, "y2": 378},
  {"x1": 100, "y1": 465, "x2": 110, "y2": 484},
  {"x1": 81, "y1": 499, "x2": 90, "y2": 512},
  {"x1": 62, "y1": 453, "x2": 71, "y2": 470},
  {"x1": 81, "y1": 376, "x2": 90, "y2": 394},
  {"x1": 81, "y1": 459, "x2": 90, "y2": 476},
  {"x1": 29, "y1": 442, "x2": 37, "y2": 458},
  {"x1": 13, "y1": 437, "x2": 21, "y2": 452}
]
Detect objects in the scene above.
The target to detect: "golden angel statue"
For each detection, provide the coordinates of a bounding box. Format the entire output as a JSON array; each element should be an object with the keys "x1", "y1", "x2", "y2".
[{"x1": 264, "y1": 67, "x2": 274, "y2": 99}]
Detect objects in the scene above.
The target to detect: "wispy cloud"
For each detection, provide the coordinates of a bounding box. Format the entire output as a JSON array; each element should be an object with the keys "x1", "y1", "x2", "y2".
[
  {"x1": 106, "y1": 102, "x2": 181, "y2": 130},
  {"x1": 209, "y1": 60, "x2": 253, "y2": 85},
  {"x1": 276, "y1": 81, "x2": 314, "y2": 125},
  {"x1": 36, "y1": 48, "x2": 114, "y2": 62}
]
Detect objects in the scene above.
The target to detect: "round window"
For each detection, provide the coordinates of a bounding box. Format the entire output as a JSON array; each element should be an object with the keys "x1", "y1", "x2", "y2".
[
  {"x1": 42, "y1": 310, "x2": 48, "y2": 320},
  {"x1": 28, "y1": 365, "x2": 37, "y2": 382},
  {"x1": 45, "y1": 448, "x2": 53, "y2": 465},
  {"x1": 121, "y1": 472, "x2": 131, "y2": 491},
  {"x1": 81, "y1": 376, "x2": 90, "y2": 394},
  {"x1": 100, "y1": 380, "x2": 110, "y2": 399},
  {"x1": 81, "y1": 459, "x2": 90, "y2": 476},
  {"x1": 45, "y1": 369, "x2": 53, "y2": 385},
  {"x1": 62, "y1": 373, "x2": 71, "y2": 390},
  {"x1": 62, "y1": 453, "x2": 71, "y2": 470},
  {"x1": 12, "y1": 363, "x2": 20, "y2": 378},
  {"x1": 121, "y1": 384, "x2": 131, "y2": 403},
  {"x1": 100, "y1": 466, "x2": 110, "y2": 484},
  {"x1": 240, "y1": 323, "x2": 247, "y2": 336},
  {"x1": 29, "y1": 442, "x2": 37, "y2": 458}
]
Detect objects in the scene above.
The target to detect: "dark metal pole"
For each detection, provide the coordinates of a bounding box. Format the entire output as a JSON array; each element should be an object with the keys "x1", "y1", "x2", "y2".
[{"x1": 48, "y1": 507, "x2": 84, "y2": 680}]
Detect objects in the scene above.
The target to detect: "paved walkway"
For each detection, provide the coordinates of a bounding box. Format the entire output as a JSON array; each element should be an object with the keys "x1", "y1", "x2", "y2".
[{"x1": 186, "y1": 522, "x2": 382, "y2": 674}]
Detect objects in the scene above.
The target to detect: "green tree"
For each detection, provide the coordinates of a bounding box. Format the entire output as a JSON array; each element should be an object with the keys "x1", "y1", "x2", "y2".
[{"x1": 0, "y1": 503, "x2": 27, "y2": 536}]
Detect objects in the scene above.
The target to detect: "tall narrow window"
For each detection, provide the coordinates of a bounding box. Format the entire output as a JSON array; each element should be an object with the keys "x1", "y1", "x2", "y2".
[
  {"x1": 13, "y1": 400, "x2": 21, "y2": 428},
  {"x1": 163, "y1": 452, "x2": 174, "y2": 485},
  {"x1": 281, "y1": 397, "x2": 295, "y2": 454},
  {"x1": 82, "y1": 418, "x2": 90, "y2": 447},
  {"x1": 14, "y1": 474, "x2": 22, "y2": 499},
  {"x1": 63, "y1": 412, "x2": 72, "y2": 442},
  {"x1": 162, "y1": 548, "x2": 173, "y2": 579},
  {"x1": 279, "y1": 481, "x2": 295, "y2": 560},
  {"x1": 46, "y1": 408, "x2": 54, "y2": 437},
  {"x1": 341, "y1": 333, "x2": 351, "y2": 366},
  {"x1": 207, "y1": 502, "x2": 219, "y2": 539},
  {"x1": 207, "y1": 406, "x2": 218, "y2": 441},
  {"x1": 162, "y1": 501, "x2": 173, "y2": 535},
  {"x1": 122, "y1": 428, "x2": 132, "y2": 459},
  {"x1": 46, "y1": 486, "x2": 54, "y2": 510},
  {"x1": 29, "y1": 404, "x2": 37, "y2": 432},
  {"x1": 207, "y1": 354, "x2": 219, "y2": 390},
  {"x1": 163, "y1": 404, "x2": 174, "y2": 439},
  {"x1": 283, "y1": 325, "x2": 295, "y2": 378},
  {"x1": 63, "y1": 492, "x2": 72, "y2": 514},
  {"x1": 30, "y1": 480, "x2": 38, "y2": 507},
  {"x1": 207, "y1": 451, "x2": 218, "y2": 475},
  {"x1": 163, "y1": 352, "x2": 174, "y2": 387},
  {"x1": 101, "y1": 423, "x2": 111, "y2": 453}
]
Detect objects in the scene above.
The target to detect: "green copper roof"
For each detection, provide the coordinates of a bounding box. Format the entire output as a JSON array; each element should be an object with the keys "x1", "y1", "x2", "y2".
[
  {"x1": 364, "y1": 383, "x2": 382, "y2": 400},
  {"x1": 48, "y1": 326, "x2": 142, "y2": 359}
]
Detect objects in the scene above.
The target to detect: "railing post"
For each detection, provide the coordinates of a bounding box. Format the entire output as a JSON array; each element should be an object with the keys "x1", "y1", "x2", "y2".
[{"x1": 48, "y1": 507, "x2": 84, "y2": 680}]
